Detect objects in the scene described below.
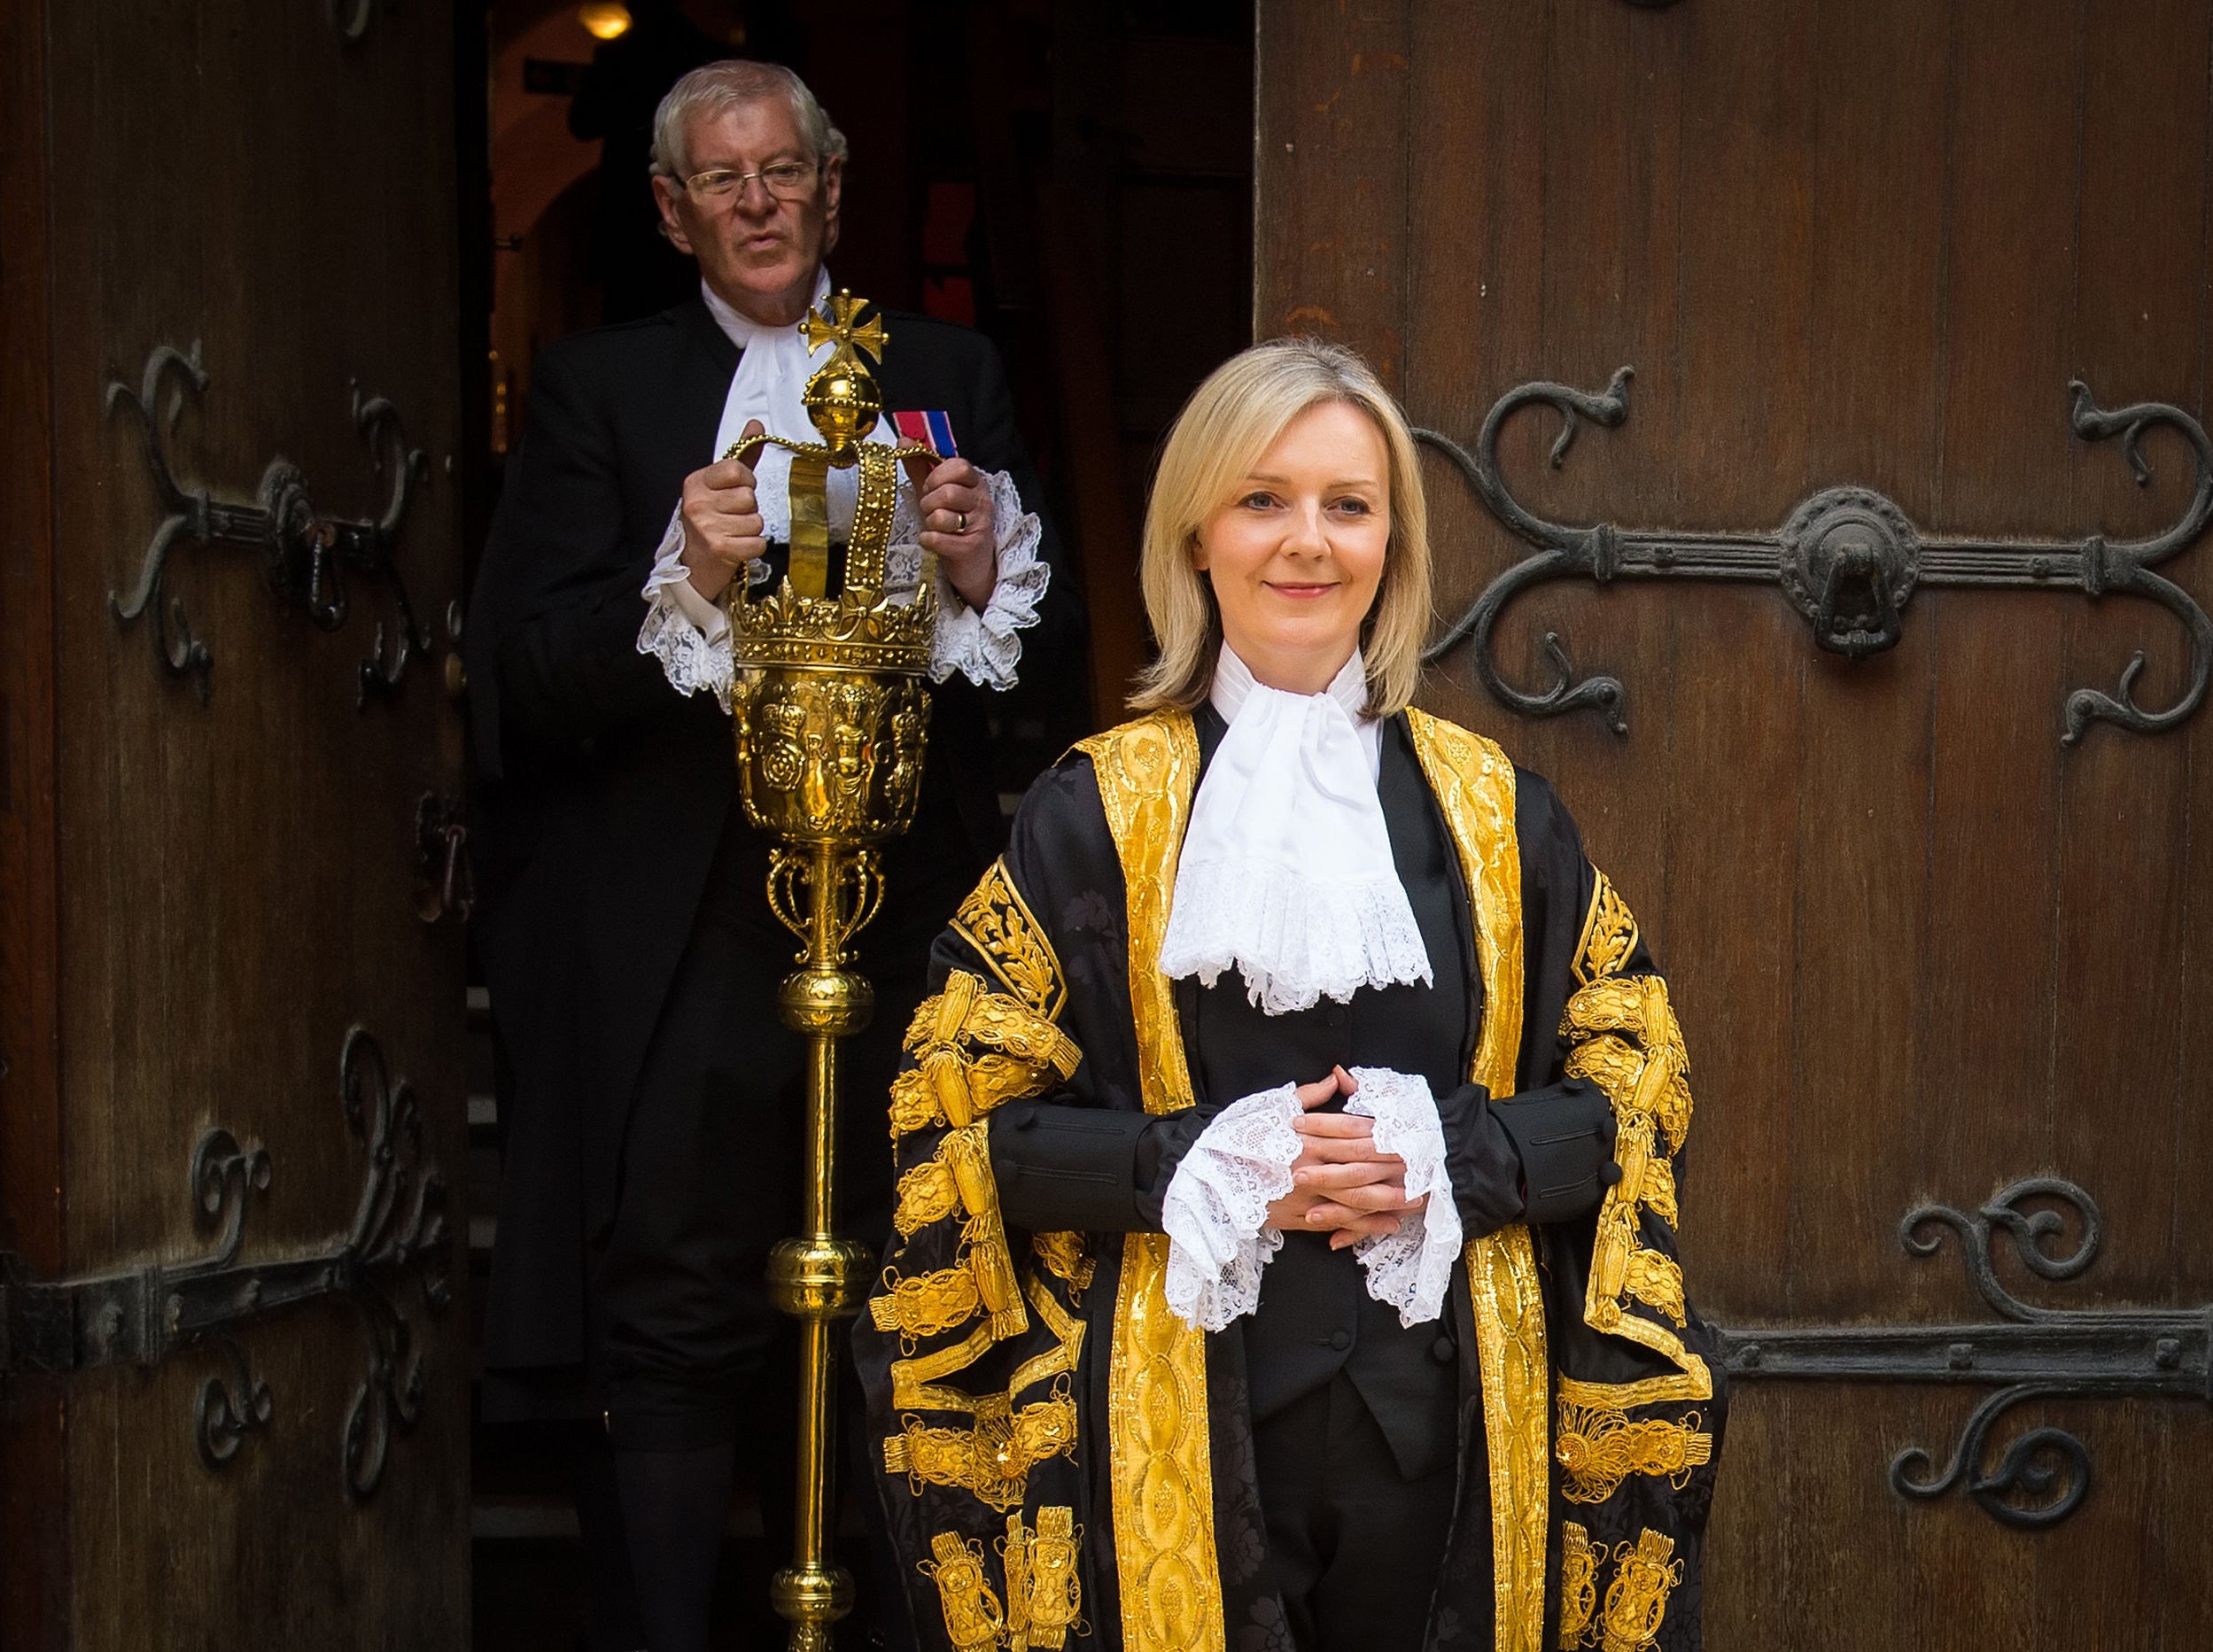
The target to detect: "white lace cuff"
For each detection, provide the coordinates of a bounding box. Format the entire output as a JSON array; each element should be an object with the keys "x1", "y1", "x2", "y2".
[
  {"x1": 638, "y1": 507, "x2": 737, "y2": 707},
  {"x1": 1343, "y1": 1066, "x2": 1463, "y2": 1327},
  {"x1": 927, "y1": 469, "x2": 1048, "y2": 690},
  {"x1": 1161, "y1": 1085, "x2": 1303, "y2": 1332}
]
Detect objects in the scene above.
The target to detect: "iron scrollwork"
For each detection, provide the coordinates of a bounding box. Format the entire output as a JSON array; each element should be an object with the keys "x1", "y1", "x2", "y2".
[
  {"x1": 1421, "y1": 370, "x2": 2213, "y2": 741},
  {"x1": 106, "y1": 341, "x2": 432, "y2": 709},
  {"x1": 0, "y1": 1026, "x2": 449, "y2": 1501},
  {"x1": 1713, "y1": 1178, "x2": 2209, "y2": 1529},
  {"x1": 412, "y1": 792, "x2": 476, "y2": 926}
]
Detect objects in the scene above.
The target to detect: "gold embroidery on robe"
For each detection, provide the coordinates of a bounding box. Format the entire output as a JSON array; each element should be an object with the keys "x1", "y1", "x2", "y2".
[
  {"x1": 1572, "y1": 871, "x2": 1642, "y2": 987},
  {"x1": 1558, "y1": 1523, "x2": 1598, "y2": 1648},
  {"x1": 1002, "y1": 1506, "x2": 1083, "y2": 1651},
  {"x1": 890, "y1": 971, "x2": 1082, "y2": 1138},
  {"x1": 1556, "y1": 1397, "x2": 1713, "y2": 1503},
  {"x1": 885, "y1": 1273, "x2": 1087, "y2": 1500},
  {"x1": 1559, "y1": 924, "x2": 1706, "y2": 1393},
  {"x1": 872, "y1": 1259, "x2": 983, "y2": 1341},
  {"x1": 1623, "y1": 1250, "x2": 1686, "y2": 1326},
  {"x1": 1597, "y1": 1530, "x2": 1681, "y2": 1652},
  {"x1": 921, "y1": 1531, "x2": 1006, "y2": 1651},
  {"x1": 884, "y1": 1389, "x2": 1080, "y2": 1510},
  {"x1": 894, "y1": 1156, "x2": 962, "y2": 1237},
  {"x1": 879, "y1": 972, "x2": 1080, "y2": 1357},
  {"x1": 1557, "y1": 1368, "x2": 1712, "y2": 1410},
  {"x1": 1407, "y1": 709, "x2": 1548, "y2": 1652},
  {"x1": 1076, "y1": 711, "x2": 1226, "y2": 1652},
  {"x1": 876, "y1": 1119, "x2": 1027, "y2": 1343},
  {"x1": 953, "y1": 857, "x2": 1068, "y2": 1019},
  {"x1": 1030, "y1": 1230, "x2": 1094, "y2": 1298}
]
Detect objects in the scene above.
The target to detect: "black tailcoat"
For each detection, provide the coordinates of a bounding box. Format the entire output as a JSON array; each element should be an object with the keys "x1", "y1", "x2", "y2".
[{"x1": 467, "y1": 295, "x2": 1085, "y2": 1387}]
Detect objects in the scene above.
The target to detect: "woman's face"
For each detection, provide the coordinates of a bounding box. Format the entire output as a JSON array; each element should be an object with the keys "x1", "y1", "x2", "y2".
[{"x1": 1194, "y1": 398, "x2": 1391, "y2": 695}]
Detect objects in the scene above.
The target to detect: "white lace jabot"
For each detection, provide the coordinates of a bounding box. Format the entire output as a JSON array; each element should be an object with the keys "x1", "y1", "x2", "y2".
[
  {"x1": 1153, "y1": 648, "x2": 1460, "y2": 1332},
  {"x1": 1156, "y1": 646, "x2": 1432, "y2": 1015}
]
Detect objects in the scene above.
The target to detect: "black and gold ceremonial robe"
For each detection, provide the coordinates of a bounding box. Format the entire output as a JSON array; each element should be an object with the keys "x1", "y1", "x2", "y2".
[{"x1": 855, "y1": 708, "x2": 1725, "y2": 1652}]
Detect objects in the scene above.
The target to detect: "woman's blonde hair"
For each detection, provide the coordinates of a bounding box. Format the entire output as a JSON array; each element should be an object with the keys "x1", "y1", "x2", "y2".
[{"x1": 1130, "y1": 337, "x2": 1433, "y2": 717}]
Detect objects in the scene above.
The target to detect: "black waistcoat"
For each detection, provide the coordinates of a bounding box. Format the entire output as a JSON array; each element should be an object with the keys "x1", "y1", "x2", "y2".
[{"x1": 1176, "y1": 710, "x2": 1480, "y2": 1480}]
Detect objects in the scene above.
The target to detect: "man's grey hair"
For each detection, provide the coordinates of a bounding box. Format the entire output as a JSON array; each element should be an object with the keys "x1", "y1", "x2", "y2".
[{"x1": 649, "y1": 60, "x2": 849, "y2": 181}]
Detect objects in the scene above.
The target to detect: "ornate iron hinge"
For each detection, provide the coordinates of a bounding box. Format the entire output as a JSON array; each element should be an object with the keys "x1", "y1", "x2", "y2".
[
  {"x1": 1712, "y1": 1177, "x2": 2209, "y2": 1529},
  {"x1": 106, "y1": 341, "x2": 432, "y2": 708},
  {"x1": 411, "y1": 792, "x2": 476, "y2": 925},
  {"x1": 0, "y1": 1026, "x2": 448, "y2": 1499},
  {"x1": 1420, "y1": 371, "x2": 2213, "y2": 741}
]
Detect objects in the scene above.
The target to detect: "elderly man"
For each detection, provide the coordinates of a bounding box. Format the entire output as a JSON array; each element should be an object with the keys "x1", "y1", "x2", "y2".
[{"x1": 467, "y1": 59, "x2": 1083, "y2": 1652}]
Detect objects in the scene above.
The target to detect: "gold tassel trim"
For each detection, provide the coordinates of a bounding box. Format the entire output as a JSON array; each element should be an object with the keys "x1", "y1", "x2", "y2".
[
  {"x1": 884, "y1": 1392, "x2": 1079, "y2": 1511},
  {"x1": 1558, "y1": 1522, "x2": 1598, "y2": 1648},
  {"x1": 892, "y1": 970, "x2": 1083, "y2": 1139},
  {"x1": 1561, "y1": 966, "x2": 1704, "y2": 1384},
  {"x1": 921, "y1": 1531, "x2": 1005, "y2": 1651},
  {"x1": 1559, "y1": 981, "x2": 1691, "y2": 1151},
  {"x1": 874, "y1": 1118, "x2": 1029, "y2": 1347},
  {"x1": 1557, "y1": 1401, "x2": 1712, "y2": 1503},
  {"x1": 887, "y1": 1273, "x2": 1085, "y2": 1449},
  {"x1": 1030, "y1": 1230, "x2": 1093, "y2": 1298},
  {"x1": 1002, "y1": 1505, "x2": 1083, "y2": 1651}
]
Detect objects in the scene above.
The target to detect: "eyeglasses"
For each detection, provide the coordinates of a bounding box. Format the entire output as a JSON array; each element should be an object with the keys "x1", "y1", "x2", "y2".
[{"x1": 681, "y1": 159, "x2": 819, "y2": 203}]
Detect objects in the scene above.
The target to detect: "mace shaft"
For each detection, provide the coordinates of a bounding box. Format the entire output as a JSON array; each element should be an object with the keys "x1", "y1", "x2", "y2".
[{"x1": 766, "y1": 842, "x2": 877, "y2": 1651}]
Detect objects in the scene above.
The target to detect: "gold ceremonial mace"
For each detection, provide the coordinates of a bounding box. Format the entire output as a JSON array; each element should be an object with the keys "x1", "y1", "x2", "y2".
[{"x1": 726, "y1": 291, "x2": 941, "y2": 1651}]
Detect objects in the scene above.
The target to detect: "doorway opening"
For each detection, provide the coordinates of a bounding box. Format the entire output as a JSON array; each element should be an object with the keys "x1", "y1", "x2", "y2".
[{"x1": 457, "y1": 5, "x2": 1253, "y2": 1646}]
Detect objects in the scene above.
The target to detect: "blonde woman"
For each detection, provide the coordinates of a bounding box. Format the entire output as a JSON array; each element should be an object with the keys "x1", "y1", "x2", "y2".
[{"x1": 858, "y1": 339, "x2": 1723, "y2": 1652}]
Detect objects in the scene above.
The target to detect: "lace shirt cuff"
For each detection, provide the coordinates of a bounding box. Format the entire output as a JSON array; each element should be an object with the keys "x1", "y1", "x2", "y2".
[
  {"x1": 927, "y1": 469, "x2": 1049, "y2": 690},
  {"x1": 638, "y1": 505, "x2": 738, "y2": 707},
  {"x1": 1160, "y1": 1085, "x2": 1302, "y2": 1332},
  {"x1": 634, "y1": 469, "x2": 1047, "y2": 706},
  {"x1": 1344, "y1": 1066, "x2": 1464, "y2": 1327}
]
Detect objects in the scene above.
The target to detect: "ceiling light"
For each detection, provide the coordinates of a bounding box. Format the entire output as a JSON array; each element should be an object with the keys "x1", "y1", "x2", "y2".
[{"x1": 578, "y1": 3, "x2": 633, "y2": 40}]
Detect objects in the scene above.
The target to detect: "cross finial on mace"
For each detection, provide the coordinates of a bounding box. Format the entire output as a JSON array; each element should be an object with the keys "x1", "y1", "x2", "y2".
[{"x1": 800, "y1": 289, "x2": 886, "y2": 369}]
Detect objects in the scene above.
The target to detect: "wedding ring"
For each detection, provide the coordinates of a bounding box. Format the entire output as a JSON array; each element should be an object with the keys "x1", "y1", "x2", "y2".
[{"x1": 957, "y1": 511, "x2": 967, "y2": 534}]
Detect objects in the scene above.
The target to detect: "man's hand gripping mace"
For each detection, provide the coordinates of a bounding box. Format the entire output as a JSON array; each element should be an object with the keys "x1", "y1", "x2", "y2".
[{"x1": 725, "y1": 291, "x2": 940, "y2": 1651}]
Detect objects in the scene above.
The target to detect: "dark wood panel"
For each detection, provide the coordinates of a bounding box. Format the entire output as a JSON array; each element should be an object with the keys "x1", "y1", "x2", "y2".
[
  {"x1": 1397, "y1": 0, "x2": 1547, "y2": 795},
  {"x1": 2051, "y1": 0, "x2": 2208, "y2": 1300},
  {"x1": 0, "y1": 0, "x2": 70, "y2": 1642},
  {"x1": 1781, "y1": 1, "x2": 1952, "y2": 1635},
  {"x1": 1916, "y1": 0, "x2": 2085, "y2": 1638},
  {"x1": 2038, "y1": 0, "x2": 2211, "y2": 1639},
  {"x1": 1658, "y1": 4, "x2": 1821, "y2": 1640},
  {"x1": 28, "y1": 2, "x2": 471, "y2": 1646},
  {"x1": 1257, "y1": 1, "x2": 2213, "y2": 1642},
  {"x1": 1788, "y1": 0, "x2": 1947, "y2": 1322},
  {"x1": 1650, "y1": 0, "x2": 1817, "y2": 1335},
  {"x1": 1254, "y1": 0, "x2": 1411, "y2": 374},
  {"x1": 1507, "y1": 0, "x2": 1683, "y2": 927}
]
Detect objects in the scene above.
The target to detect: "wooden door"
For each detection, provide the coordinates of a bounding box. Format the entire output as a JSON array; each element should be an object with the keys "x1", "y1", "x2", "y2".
[
  {"x1": 1262, "y1": 2, "x2": 2211, "y2": 1644},
  {"x1": 1, "y1": 3, "x2": 470, "y2": 1646}
]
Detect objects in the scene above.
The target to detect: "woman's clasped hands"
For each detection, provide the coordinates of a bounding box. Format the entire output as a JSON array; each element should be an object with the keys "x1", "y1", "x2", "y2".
[{"x1": 1263, "y1": 1066, "x2": 1425, "y2": 1250}]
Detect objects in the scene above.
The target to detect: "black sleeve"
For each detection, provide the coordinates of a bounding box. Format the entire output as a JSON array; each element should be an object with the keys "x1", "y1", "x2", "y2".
[
  {"x1": 1439, "y1": 1075, "x2": 1621, "y2": 1235},
  {"x1": 477, "y1": 350, "x2": 679, "y2": 761},
  {"x1": 1436, "y1": 1082, "x2": 1526, "y2": 1237},
  {"x1": 988, "y1": 1101, "x2": 1215, "y2": 1233}
]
